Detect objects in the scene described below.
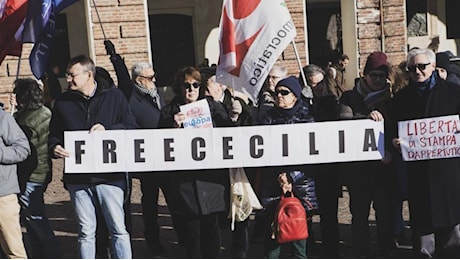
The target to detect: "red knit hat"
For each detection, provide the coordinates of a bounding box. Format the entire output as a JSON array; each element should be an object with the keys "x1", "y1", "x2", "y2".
[{"x1": 363, "y1": 52, "x2": 389, "y2": 75}]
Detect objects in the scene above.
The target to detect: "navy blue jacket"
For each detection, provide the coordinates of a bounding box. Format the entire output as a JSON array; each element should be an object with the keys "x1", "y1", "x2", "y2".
[
  {"x1": 259, "y1": 99, "x2": 318, "y2": 213},
  {"x1": 110, "y1": 53, "x2": 165, "y2": 129}
]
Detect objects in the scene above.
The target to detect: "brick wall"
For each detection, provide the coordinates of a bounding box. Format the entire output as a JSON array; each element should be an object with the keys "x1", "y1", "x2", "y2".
[
  {"x1": 279, "y1": 0, "x2": 307, "y2": 76},
  {"x1": 90, "y1": 0, "x2": 150, "y2": 81},
  {"x1": 356, "y1": 0, "x2": 407, "y2": 72}
]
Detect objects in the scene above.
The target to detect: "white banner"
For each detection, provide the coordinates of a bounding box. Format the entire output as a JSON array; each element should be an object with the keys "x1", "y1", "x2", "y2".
[
  {"x1": 64, "y1": 119, "x2": 384, "y2": 173},
  {"x1": 216, "y1": 0, "x2": 296, "y2": 103},
  {"x1": 398, "y1": 115, "x2": 460, "y2": 161}
]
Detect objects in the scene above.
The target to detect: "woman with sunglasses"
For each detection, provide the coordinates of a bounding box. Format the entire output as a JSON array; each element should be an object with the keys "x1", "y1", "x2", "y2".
[
  {"x1": 338, "y1": 51, "x2": 396, "y2": 258},
  {"x1": 258, "y1": 76, "x2": 317, "y2": 258},
  {"x1": 158, "y1": 66, "x2": 233, "y2": 258}
]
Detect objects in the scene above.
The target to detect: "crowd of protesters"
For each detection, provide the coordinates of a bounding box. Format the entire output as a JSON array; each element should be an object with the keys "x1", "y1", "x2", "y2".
[{"x1": 1, "y1": 43, "x2": 460, "y2": 259}]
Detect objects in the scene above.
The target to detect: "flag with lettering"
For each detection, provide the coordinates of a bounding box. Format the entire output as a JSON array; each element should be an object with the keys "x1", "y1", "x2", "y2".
[
  {"x1": 26, "y1": 0, "x2": 78, "y2": 79},
  {"x1": 216, "y1": 0, "x2": 296, "y2": 102},
  {"x1": 0, "y1": 0, "x2": 28, "y2": 65}
]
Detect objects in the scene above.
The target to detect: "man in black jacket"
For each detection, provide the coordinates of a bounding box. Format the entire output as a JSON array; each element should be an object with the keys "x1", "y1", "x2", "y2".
[
  {"x1": 48, "y1": 55, "x2": 137, "y2": 259},
  {"x1": 393, "y1": 48, "x2": 460, "y2": 258},
  {"x1": 104, "y1": 40, "x2": 166, "y2": 255}
]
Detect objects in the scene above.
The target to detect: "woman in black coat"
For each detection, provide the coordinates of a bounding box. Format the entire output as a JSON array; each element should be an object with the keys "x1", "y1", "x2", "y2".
[{"x1": 159, "y1": 66, "x2": 233, "y2": 258}]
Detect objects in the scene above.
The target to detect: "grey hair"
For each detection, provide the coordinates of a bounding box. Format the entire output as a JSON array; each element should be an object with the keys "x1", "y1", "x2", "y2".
[
  {"x1": 131, "y1": 62, "x2": 152, "y2": 81},
  {"x1": 270, "y1": 64, "x2": 288, "y2": 77},
  {"x1": 407, "y1": 48, "x2": 436, "y2": 65},
  {"x1": 302, "y1": 64, "x2": 325, "y2": 78}
]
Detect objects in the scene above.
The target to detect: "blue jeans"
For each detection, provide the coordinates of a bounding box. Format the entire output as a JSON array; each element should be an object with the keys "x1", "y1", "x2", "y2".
[
  {"x1": 19, "y1": 182, "x2": 60, "y2": 258},
  {"x1": 67, "y1": 180, "x2": 132, "y2": 259}
]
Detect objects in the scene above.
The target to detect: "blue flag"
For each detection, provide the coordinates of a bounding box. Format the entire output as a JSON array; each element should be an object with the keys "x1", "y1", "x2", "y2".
[{"x1": 27, "y1": 0, "x2": 78, "y2": 79}]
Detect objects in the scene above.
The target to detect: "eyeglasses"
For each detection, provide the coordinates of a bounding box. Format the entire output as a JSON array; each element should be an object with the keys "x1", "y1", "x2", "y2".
[
  {"x1": 182, "y1": 82, "x2": 200, "y2": 90},
  {"x1": 275, "y1": 89, "x2": 292, "y2": 96},
  {"x1": 65, "y1": 71, "x2": 87, "y2": 79},
  {"x1": 139, "y1": 74, "x2": 155, "y2": 81},
  {"x1": 407, "y1": 63, "x2": 431, "y2": 72}
]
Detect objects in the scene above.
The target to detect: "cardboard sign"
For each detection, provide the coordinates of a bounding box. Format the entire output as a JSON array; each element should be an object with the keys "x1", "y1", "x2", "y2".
[
  {"x1": 398, "y1": 115, "x2": 460, "y2": 161},
  {"x1": 180, "y1": 99, "x2": 213, "y2": 129}
]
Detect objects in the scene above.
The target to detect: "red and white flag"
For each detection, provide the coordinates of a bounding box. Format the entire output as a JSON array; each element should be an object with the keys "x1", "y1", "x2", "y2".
[
  {"x1": 216, "y1": 0, "x2": 296, "y2": 102},
  {"x1": 0, "y1": 0, "x2": 28, "y2": 65}
]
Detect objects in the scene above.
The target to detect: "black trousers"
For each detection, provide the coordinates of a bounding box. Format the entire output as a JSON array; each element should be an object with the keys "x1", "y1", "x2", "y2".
[
  {"x1": 139, "y1": 174, "x2": 166, "y2": 244},
  {"x1": 315, "y1": 166, "x2": 341, "y2": 258},
  {"x1": 344, "y1": 168, "x2": 395, "y2": 258},
  {"x1": 173, "y1": 213, "x2": 222, "y2": 258}
]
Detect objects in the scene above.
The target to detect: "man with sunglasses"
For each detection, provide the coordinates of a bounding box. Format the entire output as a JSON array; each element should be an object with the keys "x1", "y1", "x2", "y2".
[
  {"x1": 392, "y1": 48, "x2": 460, "y2": 258},
  {"x1": 104, "y1": 40, "x2": 167, "y2": 256}
]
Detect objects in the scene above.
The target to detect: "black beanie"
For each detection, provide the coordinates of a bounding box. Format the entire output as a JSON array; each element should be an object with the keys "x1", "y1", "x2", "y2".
[
  {"x1": 436, "y1": 52, "x2": 450, "y2": 70},
  {"x1": 276, "y1": 76, "x2": 302, "y2": 98}
]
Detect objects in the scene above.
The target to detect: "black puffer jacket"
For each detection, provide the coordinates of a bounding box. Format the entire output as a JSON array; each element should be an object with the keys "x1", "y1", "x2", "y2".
[{"x1": 259, "y1": 99, "x2": 318, "y2": 214}]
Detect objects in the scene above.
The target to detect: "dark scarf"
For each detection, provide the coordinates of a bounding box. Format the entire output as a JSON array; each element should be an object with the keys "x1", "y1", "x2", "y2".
[
  {"x1": 413, "y1": 73, "x2": 437, "y2": 100},
  {"x1": 356, "y1": 78, "x2": 392, "y2": 109},
  {"x1": 268, "y1": 99, "x2": 313, "y2": 125}
]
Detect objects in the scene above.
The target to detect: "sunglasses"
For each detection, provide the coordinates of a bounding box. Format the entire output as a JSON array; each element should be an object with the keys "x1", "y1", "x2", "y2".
[
  {"x1": 407, "y1": 63, "x2": 431, "y2": 72},
  {"x1": 182, "y1": 82, "x2": 200, "y2": 90},
  {"x1": 275, "y1": 89, "x2": 292, "y2": 96},
  {"x1": 139, "y1": 74, "x2": 155, "y2": 81}
]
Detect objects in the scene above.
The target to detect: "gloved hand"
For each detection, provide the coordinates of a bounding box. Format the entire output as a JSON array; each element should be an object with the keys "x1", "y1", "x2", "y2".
[
  {"x1": 104, "y1": 40, "x2": 116, "y2": 55},
  {"x1": 230, "y1": 99, "x2": 242, "y2": 122}
]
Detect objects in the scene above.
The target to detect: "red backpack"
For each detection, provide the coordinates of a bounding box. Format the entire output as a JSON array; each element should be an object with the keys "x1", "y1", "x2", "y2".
[{"x1": 271, "y1": 193, "x2": 309, "y2": 243}]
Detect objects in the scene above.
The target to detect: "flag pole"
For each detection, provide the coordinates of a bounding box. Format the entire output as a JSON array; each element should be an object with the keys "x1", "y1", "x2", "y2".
[
  {"x1": 291, "y1": 40, "x2": 312, "y2": 99},
  {"x1": 92, "y1": 0, "x2": 107, "y2": 40},
  {"x1": 11, "y1": 56, "x2": 22, "y2": 115}
]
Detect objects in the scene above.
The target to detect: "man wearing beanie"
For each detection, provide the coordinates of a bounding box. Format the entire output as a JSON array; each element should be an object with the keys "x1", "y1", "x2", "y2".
[
  {"x1": 393, "y1": 48, "x2": 460, "y2": 258},
  {"x1": 338, "y1": 51, "x2": 396, "y2": 258}
]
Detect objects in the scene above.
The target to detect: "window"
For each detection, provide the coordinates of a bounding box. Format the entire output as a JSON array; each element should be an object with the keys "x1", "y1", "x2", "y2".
[{"x1": 406, "y1": 0, "x2": 427, "y2": 37}]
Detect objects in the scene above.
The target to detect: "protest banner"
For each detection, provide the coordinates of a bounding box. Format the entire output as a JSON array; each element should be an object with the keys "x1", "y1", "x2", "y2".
[
  {"x1": 398, "y1": 115, "x2": 460, "y2": 161},
  {"x1": 64, "y1": 119, "x2": 384, "y2": 173}
]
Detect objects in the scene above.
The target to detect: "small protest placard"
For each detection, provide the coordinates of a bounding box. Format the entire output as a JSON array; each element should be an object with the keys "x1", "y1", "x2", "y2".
[
  {"x1": 180, "y1": 99, "x2": 213, "y2": 129},
  {"x1": 398, "y1": 115, "x2": 460, "y2": 161}
]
